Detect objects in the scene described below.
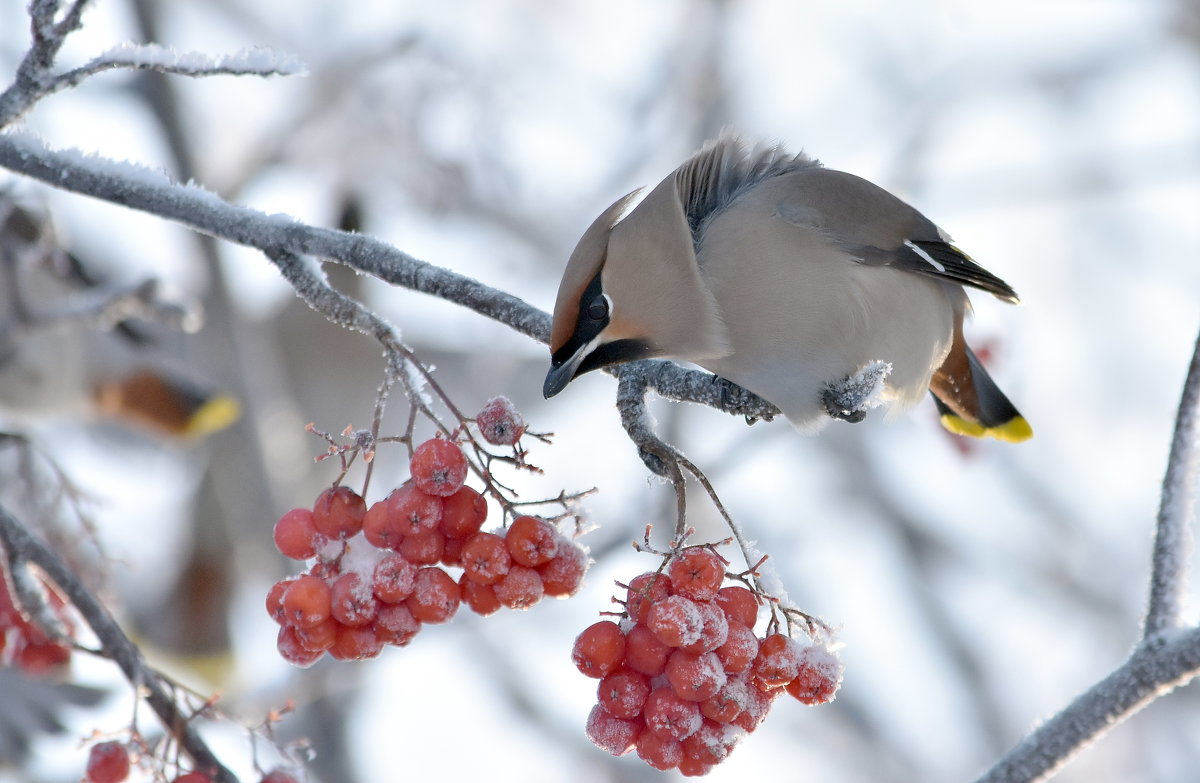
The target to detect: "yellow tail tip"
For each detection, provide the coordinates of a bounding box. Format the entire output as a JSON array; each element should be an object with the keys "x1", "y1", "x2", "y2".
[
  {"x1": 940, "y1": 414, "x2": 1033, "y2": 443},
  {"x1": 940, "y1": 414, "x2": 986, "y2": 439},
  {"x1": 987, "y1": 416, "x2": 1033, "y2": 443},
  {"x1": 186, "y1": 395, "x2": 241, "y2": 438}
]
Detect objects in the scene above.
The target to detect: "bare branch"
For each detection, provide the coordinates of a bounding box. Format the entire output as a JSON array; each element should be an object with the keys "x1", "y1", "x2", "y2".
[
  {"x1": 1145, "y1": 326, "x2": 1200, "y2": 637},
  {"x1": 0, "y1": 505, "x2": 238, "y2": 783}
]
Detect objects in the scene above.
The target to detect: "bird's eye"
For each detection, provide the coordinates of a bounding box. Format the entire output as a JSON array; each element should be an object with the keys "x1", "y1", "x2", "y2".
[{"x1": 586, "y1": 295, "x2": 609, "y2": 321}]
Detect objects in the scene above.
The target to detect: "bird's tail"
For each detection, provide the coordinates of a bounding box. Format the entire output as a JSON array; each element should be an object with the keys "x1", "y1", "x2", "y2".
[{"x1": 930, "y1": 325, "x2": 1031, "y2": 443}]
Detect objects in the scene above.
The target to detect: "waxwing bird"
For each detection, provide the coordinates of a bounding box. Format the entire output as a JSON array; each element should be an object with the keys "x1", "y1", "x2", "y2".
[{"x1": 543, "y1": 135, "x2": 1031, "y2": 442}]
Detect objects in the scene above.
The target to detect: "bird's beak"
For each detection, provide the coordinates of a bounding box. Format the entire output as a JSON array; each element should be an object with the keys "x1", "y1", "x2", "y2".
[{"x1": 543, "y1": 341, "x2": 593, "y2": 398}]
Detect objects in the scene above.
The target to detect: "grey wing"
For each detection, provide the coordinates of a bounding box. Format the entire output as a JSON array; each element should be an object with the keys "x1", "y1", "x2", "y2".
[{"x1": 774, "y1": 168, "x2": 1020, "y2": 304}]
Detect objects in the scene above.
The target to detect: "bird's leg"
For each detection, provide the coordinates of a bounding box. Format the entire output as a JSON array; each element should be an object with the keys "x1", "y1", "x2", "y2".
[{"x1": 822, "y1": 360, "x2": 892, "y2": 423}]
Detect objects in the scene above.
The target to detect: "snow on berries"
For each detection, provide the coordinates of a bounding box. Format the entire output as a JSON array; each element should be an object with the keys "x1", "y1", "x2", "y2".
[
  {"x1": 574, "y1": 545, "x2": 843, "y2": 776},
  {"x1": 268, "y1": 428, "x2": 590, "y2": 666},
  {"x1": 475, "y1": 396, "x2": 526, "y2": 446}
]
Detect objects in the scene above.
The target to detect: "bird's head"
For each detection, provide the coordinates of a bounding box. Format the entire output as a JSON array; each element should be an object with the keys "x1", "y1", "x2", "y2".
[{"x1": 543, "y1": 179, "x2": 731, "y2": 399}]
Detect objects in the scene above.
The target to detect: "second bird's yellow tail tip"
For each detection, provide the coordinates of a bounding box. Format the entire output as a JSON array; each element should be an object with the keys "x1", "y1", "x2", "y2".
[
  {"x1": 186, "y1": 395, "x2": 242, "y2": 438},
  {"x1": 940, "y1": 413, "x2": 1033, "y2": 443}
]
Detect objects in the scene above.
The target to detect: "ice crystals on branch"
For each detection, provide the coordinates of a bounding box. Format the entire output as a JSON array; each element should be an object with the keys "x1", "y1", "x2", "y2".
[{"x1": 86, "y1": 43, "x2": 306, "y2": 79}]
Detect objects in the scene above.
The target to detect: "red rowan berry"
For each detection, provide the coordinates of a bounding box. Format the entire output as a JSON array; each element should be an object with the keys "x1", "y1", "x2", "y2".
[
  {"x1": 624, "y1": 623, "x2": 672, "y2": 677},
  {"x1": 277, "y1": 625, "x2": 324, "y2": 668},
  {"x1": 624, "y1": 572, "x2": 669, "y2": 624},
  {"x1": 681, "y1": 719, "x2": 741, "y2": 766},
  {"x1": 461, "y1": 531, "x2": 511, "y2": 585},
  {"x1": 373, "y1": 603, "x2": 421, "y2": 647},
  {"x1": 363, "y1": 496, "x2": 405, "y2": 550},
  {"x1": 680, "y1": 601, "x2": 730, "y2": 655},
  {"x1": 410, "y1": 438, "x2": 468, "y2": 497},
  {"x1": 86, "y1": 741, "x2": 130, "y2": 783},
  {"x1": 312, "y1": 486, "x2": 366, "y2": 540},
  {"x1": 751, "y1": 633, "x2": 802, "y2": 689},
  {"x1": 475, "y1": 396, "x2": 526, "y2": 446},
  {"x1": 440, "y1": 535, "x2": 465, "y2": 567},
  {"x1": 715, "y1": 585, "x2": 759, "y2": 628},
  {"x1": 399, "y1": 528, "x2": 445, "y2": 565},
  {"x1": 493, "y1": 565, "x2": 544, "y2": 609},
  {"x1": 732, "y1": 679, "x2": 780, "y2": 732},
  {"x1": 598, "y1": 670, "x2": 651, "y2": 720},
  {"x1": 572, "y1": 620, "x2": 626, "y2": 678},
  {"x1": 666, "y1": 650, "x2": 727, "y2": 702},
  {"x1": 636, "y1": 730, "x2": 683, "y2": 771},
  {"x1": 281, "y1": 575, "x2": 332, "y2": 629},
  {"x1": 785, "y1": 644, "x2": 843, "y2": 705},
  {"x1": 714, "y1": 620, "x2": 759, "y2": 674},
  {"x1": 642, "y1": 687, "x2": 702, "y2": 740},
  {"x1": 459, "y1": 573, "x2": 502, "y2": 616},
  {"x1": 505, "y1": 515, "x2": 558, "y2": 567},
  {"x1": 273, "y1": 508, "x2": 319, "y2": 560},
  {"x1": 440, "y1": 486, "x2": 487, "y2": 539},
  {"x1": 330, "y1": 573, "x2": 379, "y2": 627},
  {"x1": 538, "y1": 540, "x2": 588, "y2": 598},
  {"x1": 585, "y1": 703, "x2": 639, "y2": 757},
  {"x1": 387, "y1": 484, "x2": 442, "y2": 535},
  {"x1": 667, "y1": 547, "x2": 724, "y2": 602},
  {"x1": 172, "y1": 775, "x2": 212, "y2": 783},
  {"x1": 700, "y1": 676, "x2": 752, "y2": 724},
  {"x1": 405, "y1": 567, "x2": 460, "y2": 624},
  {"x1": 372, "y1": 553, "x2": 417, "y2": 604},
  {"x1": 329, "y1": 623, "x2": 384, "y2": 661},
  {"x1": 294, "y1": 617, "x2": 337, "y2": 653},
  {"x1": 265, "y1": 578, "x2": 296, "y2": 624},
  {"x1": 646, "y1": 595, "x2": 705, "y2": 648}
]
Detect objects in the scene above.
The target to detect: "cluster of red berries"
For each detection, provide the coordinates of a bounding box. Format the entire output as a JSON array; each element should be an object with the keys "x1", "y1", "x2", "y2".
[
  {"x1": 0, "y1": 565, "x2": 72, "y2": 675},
  {"x1": 85, "y1": 740, "x2": 297, "y2": 783},
  {"x1": 268, "y1": 435, "x2": 588, "y2": 665},
  {"x1": 572, "y1": 547, "x2": 843, "y2": 776}
]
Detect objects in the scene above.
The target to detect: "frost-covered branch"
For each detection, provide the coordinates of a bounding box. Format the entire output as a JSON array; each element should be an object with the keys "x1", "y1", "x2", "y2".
[
  {"x1": 0, "y1": 1, "x2": 298, "y2": 127},
  {"x1": 975, "y1": 629, "x2": 1200, "y2": 783},
  {"x1": 0, "y1": 505, "x2": 238, "y2": 783},
  {"x1": 50, "y1": 44, "x2": 303, "y2": 96},
  {"x1": 1145, "y1": 327, "x2": 1200, "y2": 637},
  {"x1": 0, "y1": 132, "x2": 779, "y2": 425},
  {"x1": 978, "y1": 328, "x2": 1200, "y2": 782}
]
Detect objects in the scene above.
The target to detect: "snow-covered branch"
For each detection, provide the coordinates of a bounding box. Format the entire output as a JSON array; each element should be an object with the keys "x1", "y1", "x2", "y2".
[
  {"x1": 1145, "y1": 329, "x2": 1200, "y2": 637},
  {"x1": 0, "y1": 132, "x2": 780, "y2": 427},
  {"x1": 975, "y1": 628, "x2": 1200, "y2": 783},
  {"x1": 978, "y1": 324, "x2": 1200, "y2": 782},
  {"x1": 50, "y1": 43, "x2": 303, "y2": 94},
  {"x1": 0, "y1": 1, "x2": 299, "y2": 127}
]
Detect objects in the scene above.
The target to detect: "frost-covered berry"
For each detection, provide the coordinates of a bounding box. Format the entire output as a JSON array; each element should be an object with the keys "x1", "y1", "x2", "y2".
[
  {"x1": 667, "y1": 547, "x2": 725, "y2": 602},
  {"x1": 273, "y1": 508, "x2": 320, "y2": 560},
  {"x1": 410, "y1": 438, "x2": 468, "y2": 497},
  {"x1": 785, "y1": 644, "x2": 844, "y2": 705},
  {"x1": 312, "y1": 486, "x2": 366, "y2": 540},
  {"x1": 475, "y1": 396, "x2": 526, "y2": 446},
  {"x1": 572, "y1": 620, "x2": 626, "y2": 678}
]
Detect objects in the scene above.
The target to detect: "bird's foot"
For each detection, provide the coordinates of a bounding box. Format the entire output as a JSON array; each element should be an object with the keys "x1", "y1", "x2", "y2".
[{"x1": 822, "y1": 360, "x2": 892, "y2": 423}]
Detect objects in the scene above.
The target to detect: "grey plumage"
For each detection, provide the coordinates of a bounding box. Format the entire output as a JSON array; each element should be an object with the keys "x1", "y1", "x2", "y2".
[{"x1": 546, "y1": 134, "x2": 1030, "y2": 441}]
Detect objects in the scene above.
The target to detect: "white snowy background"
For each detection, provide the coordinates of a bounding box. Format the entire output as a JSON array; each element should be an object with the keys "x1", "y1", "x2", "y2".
[{"x1": 1, "y1": 0, "x2": 1199, "y2": 782}]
